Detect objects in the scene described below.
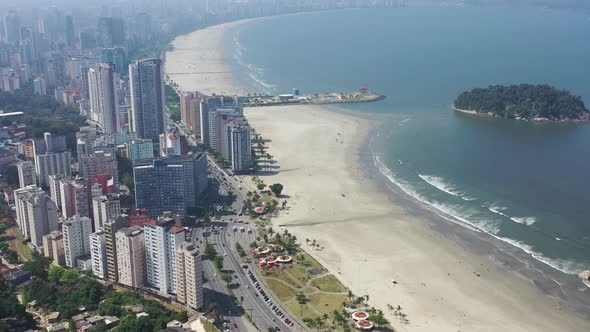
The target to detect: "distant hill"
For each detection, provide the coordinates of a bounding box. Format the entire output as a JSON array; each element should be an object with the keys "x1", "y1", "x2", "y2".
[{"x1": 453, "y1": 84, "x2": 590, "y2": 121}]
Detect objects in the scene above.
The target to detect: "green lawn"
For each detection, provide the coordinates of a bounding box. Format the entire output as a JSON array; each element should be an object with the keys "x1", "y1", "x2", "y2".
[
  {"x1": 310, "y1": 274, "x2": 348, "y2": 293},
  {"x1": 308, "y1": 293, "x2": 348, "y2": 316},
  {"x1": 265, "y1": 278, "x2": 297, "y2": 302}
]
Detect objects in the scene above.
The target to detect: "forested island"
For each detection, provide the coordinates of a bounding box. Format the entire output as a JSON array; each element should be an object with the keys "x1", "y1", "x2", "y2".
[{"x1": 453, "y1": 84, "x2": 590, "y2": 121}]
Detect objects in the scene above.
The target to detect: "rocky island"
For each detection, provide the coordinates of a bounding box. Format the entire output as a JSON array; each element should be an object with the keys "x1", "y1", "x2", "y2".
[{"x1": 453, "y1": 84, "x2": 590, "y2": 121}]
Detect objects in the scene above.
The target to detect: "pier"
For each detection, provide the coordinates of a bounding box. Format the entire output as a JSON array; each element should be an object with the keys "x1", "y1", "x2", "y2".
[{"x1": 242, "y1": 90, "x2": 385, "y2": 107}]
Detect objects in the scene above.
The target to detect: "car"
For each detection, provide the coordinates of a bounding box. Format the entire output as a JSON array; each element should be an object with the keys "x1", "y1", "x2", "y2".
[
  {"x1": 214, "y1": 273, "x2": 217, "y2": 277},
  {"x1": 224, "y1": 253, "x2": 227, "y2": 256}
]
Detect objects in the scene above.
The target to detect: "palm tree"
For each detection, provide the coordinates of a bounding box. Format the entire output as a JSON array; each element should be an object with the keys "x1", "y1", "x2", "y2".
[
  {"x1": 268, "y1": 227, "x2": 274, "y2": 236},
  {"x1": 311, "y1": 239, "x2": 317, "y2": 249},
  {"x1": 315, "y1": 317, "x2": 324, "y2": 332},
  {"x1": 305, "y1": 238, "x2": 310, "y2": 245},
  {"x1": 321, "y1": 313, "x2": 329, "y2": 329},
  {"x1": 296, "y1": 293, "x2": 308, "y2": 318},
  {"x1": 348, "y1": 290, "x2": 354, "y2": 302}
]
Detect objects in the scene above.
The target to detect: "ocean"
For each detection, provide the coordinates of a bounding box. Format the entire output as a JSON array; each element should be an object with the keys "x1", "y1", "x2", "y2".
[{"x1": 227, "y1": 5, "x2": 590, "y2": 277}]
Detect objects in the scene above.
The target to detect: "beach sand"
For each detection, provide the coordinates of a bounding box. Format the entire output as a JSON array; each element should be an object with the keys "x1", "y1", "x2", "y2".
[{"x1": 166, "y1": 21, "x2": 590, "y2": 332}]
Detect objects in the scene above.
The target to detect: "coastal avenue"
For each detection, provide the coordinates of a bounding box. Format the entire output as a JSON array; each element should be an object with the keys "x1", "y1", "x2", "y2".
[{"x1": 174, "y1": 116, "x2": 299, "y2": 331}]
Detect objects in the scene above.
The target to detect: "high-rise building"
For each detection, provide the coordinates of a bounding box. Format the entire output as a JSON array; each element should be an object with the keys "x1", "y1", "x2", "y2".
[
  {"x1": 97, "y1": 17, "x2": 125, "y2": 48},
  {"x1": 79, "y1": 151, "x2": 118, "y2": 192},
  {"x1": 126, "y1": 139, "x2": 154, "y2": 164},
  {"x1": 42, "y1": 231, "x2": 65, "y2": 266},
  {"x1": 58, "y1": 177, "x2": 90, "y2": 219},
  {"x1": 104, "y1": 216, "x2": 128, "y2": 281},
  {"x1": 62, "y1": 215, "x2": 93, "y2": 268},
  {"x1": 134, "y1": 154, "x2": 208, "y2": 217},
  {"x1": 34, "y1": 132, "x2": 67, "y2": 155},
  {"x1": 14, "y1": 186, "x2": 59, "y2": 250},
  {"x1": 17, "y1": 160, "x2": 37, "y2": 188},
  {"x1": 133, "y1": 160, "x2": 185, "y2": 217},
  {"x1": 33, "y1": 77, "x2": 47, "y2": 95},
  {"x1": 115, "y1": 226, "x2": 145, "y2": 288},
  {"x1": 89, "y1": 230, "x2": 107, "y2": 279},
  {"x1": 101, "y1": 47, "x2": 127, "y2": 74},
  {"x1": 180, "y1": 92, "x2": 201, "y2": 139},
  {"x1": 229, "y1": 121, "x2": 252, "y2": 173},
  {"x1": 79, "y1": 29, "x2": 97, "y2": 50},
  {"x1": 129, "y1": 59, "x2": 165, "y2": 141},
  {"x1": 35, "y1": 152, "x2": 71, "y2": 187},
  {"x1": 76, "y1": 126, "x2": 100, "y2": 158},
  {"x1": 65, "y1": 15, "x2": 75, "y2": 47},
  {"x1": 175, "y1": 242, "x2": 204, "y2": 310},
  {"x1": 92, "y1": 194, "x2": 120, "y2": 231},
  {"x1": 88, "y1": 63, "x2": 120, "y2": 134},
  {"x1": 3, "y1": 11, "x2": 21, "y2": 45},
  {"x1": 159, "y1": 131, "x2": 182, "y2": 157},
  {"x1": 199, "y1": 95, "x2": 241, "y2": 146},
  {"x1": 144, "y1": 216, "x2": 186, "y2": 295}
]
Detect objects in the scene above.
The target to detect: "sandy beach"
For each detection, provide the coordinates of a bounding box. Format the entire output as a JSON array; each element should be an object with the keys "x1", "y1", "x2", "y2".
[{"x1": 166, "y1": 21, "x2": 590, "y2": 332}]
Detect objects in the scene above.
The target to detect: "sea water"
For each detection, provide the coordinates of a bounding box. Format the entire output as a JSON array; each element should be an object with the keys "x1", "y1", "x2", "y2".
[{"x1": 227, "y1": 5, "x2": 590, "y2": 276}]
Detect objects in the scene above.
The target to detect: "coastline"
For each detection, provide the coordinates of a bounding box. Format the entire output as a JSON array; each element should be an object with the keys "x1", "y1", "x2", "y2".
[
  {"x1": 452, "y1": 104, "x2": 590, "y2": 122},
  {"x1": 166, "y1": 19, "x2": 590, "y2": 332}
]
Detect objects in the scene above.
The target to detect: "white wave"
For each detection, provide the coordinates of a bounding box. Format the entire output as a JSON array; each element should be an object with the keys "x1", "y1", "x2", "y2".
[
  {"x1": 488, "y1": 205, "x2": 509, "y2": 218},
  {"x1": 374, "y1": 156, "x2": 490, "y2": 233},
  {"x1": 497, "y1": 237, "x2": 585, "y2": 275},
  {"x1": 510, "y1": 216, "x2": 537, "y2": 226},
  {"x1": 419, "y1": 174, "x2": 464, "y2": 197},
  {"x1": 398, "y1": 118, "x2": 411, "y2": 125},
  {"x1": 372, "y1": 152, "x2": 584, "y2": 276},
  {"x1": 555, "y1": 237, "x2": 561, "y2": 241},
  {"x1": 461, "y1": 196, "x2": 478, "y2": 201}
]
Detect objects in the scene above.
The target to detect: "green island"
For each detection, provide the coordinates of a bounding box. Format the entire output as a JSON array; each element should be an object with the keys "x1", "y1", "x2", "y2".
[{"x1": 453, "y1": 84, "x2": 590, "y2": 121}]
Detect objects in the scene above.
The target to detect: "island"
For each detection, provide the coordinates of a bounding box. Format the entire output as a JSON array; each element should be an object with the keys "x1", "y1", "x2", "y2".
[{"x1": 452, "y1": 84, "x2": 590, "y2": 121}]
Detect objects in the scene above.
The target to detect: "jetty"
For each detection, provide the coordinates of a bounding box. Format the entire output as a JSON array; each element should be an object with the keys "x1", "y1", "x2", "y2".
[{"x1": 242, "y1": 88, "x2": 385, "y2": 107}]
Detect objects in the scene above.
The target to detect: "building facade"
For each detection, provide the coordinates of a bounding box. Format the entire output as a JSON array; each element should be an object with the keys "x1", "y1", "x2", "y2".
[
  {"x1": 17, "y1": 160, "x2": 37, "y2": 188},
  {"x1": 92, "y1": 194, "x2": 121, "y2": 231},
  {"x1": 129, "y1": 58, "x2": 165, "y2": 141},
  {"x1": 88, "y1": 63, "x2": 120, "y2": 134},
  {"x1": 175, "y1": 242, "x2": 204, "y2": 311},
  {"x1": 89, "y1": 230, "x2": 107, "y2": 279},
  {"x1": 144, "y1": 217, "x2": 186, "y2": 295},
  {"x1": 14, "y1": 185, "x2": 59, "y2": 250},
  {"x1": 62, "y1": 215, "x2": 92, "y2": 268},
  {"x1": 115, "y1": 226, "x2": 145, "y2": 288}
]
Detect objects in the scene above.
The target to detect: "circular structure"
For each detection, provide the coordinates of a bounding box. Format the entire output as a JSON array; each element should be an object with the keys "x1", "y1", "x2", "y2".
[
  {"x1": 352, "y1": 311, "x2": 369, "y2": 321},
  {"x1": 355, "y1": 320, "x2": 374, "y2": 330},
  {"x1": 255, "y1": 246, "x2": 271, "y2": 255},
  {"x1": 276, "y1": 255, "x2": 292, "y2": 264}
]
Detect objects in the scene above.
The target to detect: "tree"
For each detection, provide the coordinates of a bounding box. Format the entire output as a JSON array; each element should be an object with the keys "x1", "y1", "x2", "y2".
[
  {"x1": 296, "y1": 292, "x2": 308, "y2": 318},
  {"x1": 23, "y1": 253, "x2": 52, "y2": 280},
  {"x1": 257, "y1": 183, "x2": 266, "y2": 191},
  {"x1": 204, "y1": 240, "x2": 217, "y2": 258},
  {"x1": 213, "y1": 256, "x2": 224, "y2": 271},
  {"x1": 221, "y1": 273, "x2": 233, "y2": 285},
  {"x1": 269, "y1": 183, "x2": 284, "y2": 196}
]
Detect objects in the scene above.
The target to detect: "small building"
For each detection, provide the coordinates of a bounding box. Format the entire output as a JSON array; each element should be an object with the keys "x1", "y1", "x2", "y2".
[
  {"x1": 47, "y1": 311, "x2": 60, "y2": 323},
  {"x1": 46, "y1": 322, "x2": 69, "y2": 332}
]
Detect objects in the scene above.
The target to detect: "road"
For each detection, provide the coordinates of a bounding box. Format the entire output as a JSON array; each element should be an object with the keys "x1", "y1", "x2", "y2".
[{"x1": 176, "y1": 115, "x2": 298, "y2": 331}]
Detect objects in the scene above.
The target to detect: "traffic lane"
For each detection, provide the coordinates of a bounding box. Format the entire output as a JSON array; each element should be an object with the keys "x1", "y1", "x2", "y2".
[
  {"x1": 217, "y1": 229, "x2": 293, "y2": 331},
  {"x1": 211, "y1": 230, "x2": 288, "y2": 331},
  {"x1": 202, "y1": 260, "x2": 248, "y2": 331}
]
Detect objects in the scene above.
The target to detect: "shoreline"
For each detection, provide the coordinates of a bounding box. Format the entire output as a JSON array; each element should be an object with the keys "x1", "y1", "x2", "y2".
[
  {"x1": 166, "y1": 19, "x2": 590, "y2": 332},
  {"x1": 452, "y1": 104, "x2": 590, "y2": 122}
]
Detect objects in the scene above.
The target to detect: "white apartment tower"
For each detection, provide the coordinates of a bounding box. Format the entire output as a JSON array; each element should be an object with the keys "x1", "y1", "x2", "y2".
[
  {"x1": 88, "y1": 63, "x2": 120, "y2": 134},
  {"x1": 129, "y1": 58, "x2": 165, "y2": 141},
  {"x1": 89, "y1": 230, "x2": 107, "y2": 279},
  {"x1": 144, "y1": 217, "x2": 185, "y2": 295},
  {"x1": 175, "y1": 242, "x2": 204, "y2": 311},
  {"x1": 58, "y1": 177, "x2": 90, "y2": 219},
  {"x1": 229, "y1": 121, "x2": 252, "y2": 174},
  {"x1": 35, "y1": 151, "x2": 71, "y2": 187},
  {"x1": 14, "y1": 186, "x2": 59, "y2": 250},
  {"x1": 115, "y1": 226, "x2": 146, "y2": 288},
  {"x1": 92, "y1": 194, "x2": 121, "y2": 231},
  {"x1": 17, "y1": 160, "x2": 37, "y2": 187},
  {"x1": 62, "y1": 215, "x2": 93, "y2": 268}
]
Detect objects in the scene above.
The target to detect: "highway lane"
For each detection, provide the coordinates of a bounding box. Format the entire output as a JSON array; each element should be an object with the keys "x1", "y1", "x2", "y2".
[{"x1": 213, "y1": 223, "x2": 300, "y2": 332}]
